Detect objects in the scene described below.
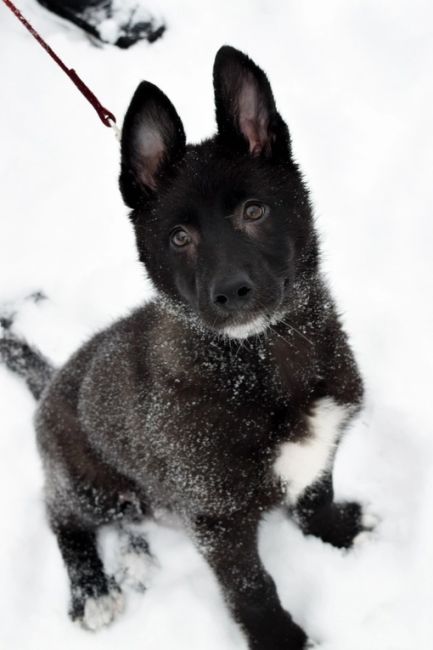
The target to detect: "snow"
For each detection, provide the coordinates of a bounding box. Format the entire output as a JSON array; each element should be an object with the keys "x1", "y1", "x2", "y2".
[{"x1": 1, "y1": 0, "x2": 433, "y2": 648}]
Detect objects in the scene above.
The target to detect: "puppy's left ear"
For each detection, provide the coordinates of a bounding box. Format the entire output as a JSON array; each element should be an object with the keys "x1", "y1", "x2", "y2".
[{"x1": 213, "y1": 46, "x2": 290, "y2": 161}]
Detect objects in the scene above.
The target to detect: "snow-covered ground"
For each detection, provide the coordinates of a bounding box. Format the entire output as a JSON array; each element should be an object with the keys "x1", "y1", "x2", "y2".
[{"x1": 1, "y1": 1, "x2": 432, "y2": 648}]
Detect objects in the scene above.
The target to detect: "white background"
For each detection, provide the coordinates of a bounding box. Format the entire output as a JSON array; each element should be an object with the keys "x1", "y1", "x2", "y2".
[{"x1": 1, "y1": 1, "x2": 432, "y2": 648}]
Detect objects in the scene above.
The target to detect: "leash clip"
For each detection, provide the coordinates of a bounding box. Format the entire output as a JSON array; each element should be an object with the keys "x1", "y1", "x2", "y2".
[{"x1": 107, "y1": 117, "x2": 121, "y2": 142}]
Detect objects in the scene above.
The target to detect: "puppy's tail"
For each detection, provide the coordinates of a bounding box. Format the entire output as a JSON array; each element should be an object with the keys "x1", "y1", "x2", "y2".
[{"x1": 0, "y1": 293, "x2": 54, "y2": 400}]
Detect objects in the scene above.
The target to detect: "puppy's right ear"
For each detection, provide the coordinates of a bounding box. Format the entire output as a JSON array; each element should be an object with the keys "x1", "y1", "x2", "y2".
[{"x1": 119, "y1": 82, "x2": 186, "y2": 208}]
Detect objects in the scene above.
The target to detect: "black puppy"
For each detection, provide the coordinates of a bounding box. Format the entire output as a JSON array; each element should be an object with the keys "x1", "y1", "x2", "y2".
[{"x1": 1, "y1": 46, "x2": 364, "y2": 649}]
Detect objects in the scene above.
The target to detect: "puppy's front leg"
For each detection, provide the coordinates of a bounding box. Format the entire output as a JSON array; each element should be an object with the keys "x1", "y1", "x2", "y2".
[
  {"x1": 192, "y1": 514, "x2": 308, "y2": 650},
  {"x1": 276, "y1": 396, "x2": 364, "y2": 548}
]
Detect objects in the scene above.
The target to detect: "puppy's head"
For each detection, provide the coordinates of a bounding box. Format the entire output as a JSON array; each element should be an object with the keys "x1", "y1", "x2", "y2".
[{"x1": 120, "y1": 46, "x2": 318, "y2": 339}]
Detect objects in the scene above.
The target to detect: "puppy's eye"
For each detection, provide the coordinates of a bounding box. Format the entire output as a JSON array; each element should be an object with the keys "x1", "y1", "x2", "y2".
[
  {"x1": 243, "y1": 201, "x2": 267, "y2": 221},
  {"x1": 170, "y1": 228, "x2": 191, "y2": 248}
]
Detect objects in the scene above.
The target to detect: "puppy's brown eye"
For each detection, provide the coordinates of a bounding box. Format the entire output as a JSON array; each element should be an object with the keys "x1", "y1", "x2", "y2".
[
  {"x1": 244, "y1": 201, "x2": 266, "y2": 221},
  {"x1": 171, "y1": 228, "x2": 191, "y2": 248}
]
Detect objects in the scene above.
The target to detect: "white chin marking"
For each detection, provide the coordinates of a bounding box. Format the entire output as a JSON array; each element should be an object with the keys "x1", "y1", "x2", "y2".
[
  {"x1": 223, "y1": 316, "x2": 268, "y2": 340},
  {"x1": 81, "y1": 590, "x2": 124, "y2": 631},
  {"x1": 273, "y1": 397, "x2": 352, "y2": 504}
]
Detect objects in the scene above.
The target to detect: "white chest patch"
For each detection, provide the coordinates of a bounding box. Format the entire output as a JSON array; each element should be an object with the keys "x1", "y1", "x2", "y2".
[{"x1": 273, "y1": 397, "x2": 352, "y2": 504}]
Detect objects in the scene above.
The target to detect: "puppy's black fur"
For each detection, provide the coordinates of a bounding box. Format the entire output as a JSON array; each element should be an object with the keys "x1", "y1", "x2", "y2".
[{"x1": 1, "y1": 47, "x2": 364, "y2": 648}]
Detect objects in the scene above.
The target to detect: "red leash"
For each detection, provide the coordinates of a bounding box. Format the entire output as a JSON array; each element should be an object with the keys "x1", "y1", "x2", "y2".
[{"x1": 1, "y1": 0, "x2": 118, "y2": 130}]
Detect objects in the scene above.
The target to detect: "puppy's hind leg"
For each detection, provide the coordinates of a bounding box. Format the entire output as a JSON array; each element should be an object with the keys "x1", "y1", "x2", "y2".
[{"x1": 51, "y1": 515, "x2": 124, "y2": 630}]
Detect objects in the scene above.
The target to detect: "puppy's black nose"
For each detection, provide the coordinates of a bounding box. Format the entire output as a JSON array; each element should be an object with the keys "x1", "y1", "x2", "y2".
[{"x1": 211, "y1": 273, "x2": 254, "y2": 311}]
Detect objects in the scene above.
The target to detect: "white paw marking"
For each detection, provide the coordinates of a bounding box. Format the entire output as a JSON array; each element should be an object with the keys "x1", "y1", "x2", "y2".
[
  {"x1": 273, "y1": 398, "x2": 352, "y2": 504},
  {"x1": 362, "y1": 511, "x2": 380, "y2": 530},
  {"x1": 81, "y1": 590, "x2": 124, "y2": 631},
  {"x1": 353, "y1": 511, "x2": 380, "y2": 547},
  {"x1": 115, "y1": 530, "x2": 159, "y2": 592},
  {"x1": 116, "y1": 550, "x2": 158, "y2": 592},
  {"x1": 353, "y1": 530, "x2": 373, "y2": 547}
]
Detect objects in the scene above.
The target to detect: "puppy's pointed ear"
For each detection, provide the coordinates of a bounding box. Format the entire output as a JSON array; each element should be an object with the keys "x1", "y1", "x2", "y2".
[
  {"x1": 120, "y1": 82, "x2": 186, "y2": 208},
  {"x1": 213, "y1": 46, "x2": 290, "y2": 160}
]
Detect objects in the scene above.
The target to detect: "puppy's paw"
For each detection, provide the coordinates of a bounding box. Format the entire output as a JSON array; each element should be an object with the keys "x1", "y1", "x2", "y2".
[
  {"x1": 353, "y1": 509, "x2": 380, "y2": 547},
  {"x1": 115, "y1": 530, "x2": 159, "y2": 592},
  {"x1": 300, "y1": 500, "x2": 364, "y2": 549},
  {"x1": 71, "y1": 579, "x2": 124, "y2": 631},
  {"x1": 116, "y1": 548, "x2": 158, "y2": 592},
  {"x1": 79, "y1": 588, "x2": 124, "y2": 631},
  {"x1": 327, "y1": 501, "x2": 365, "y2": 549},
  {"x1": 362, "y1": 509, "x2": 380, "y2": 530}
]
